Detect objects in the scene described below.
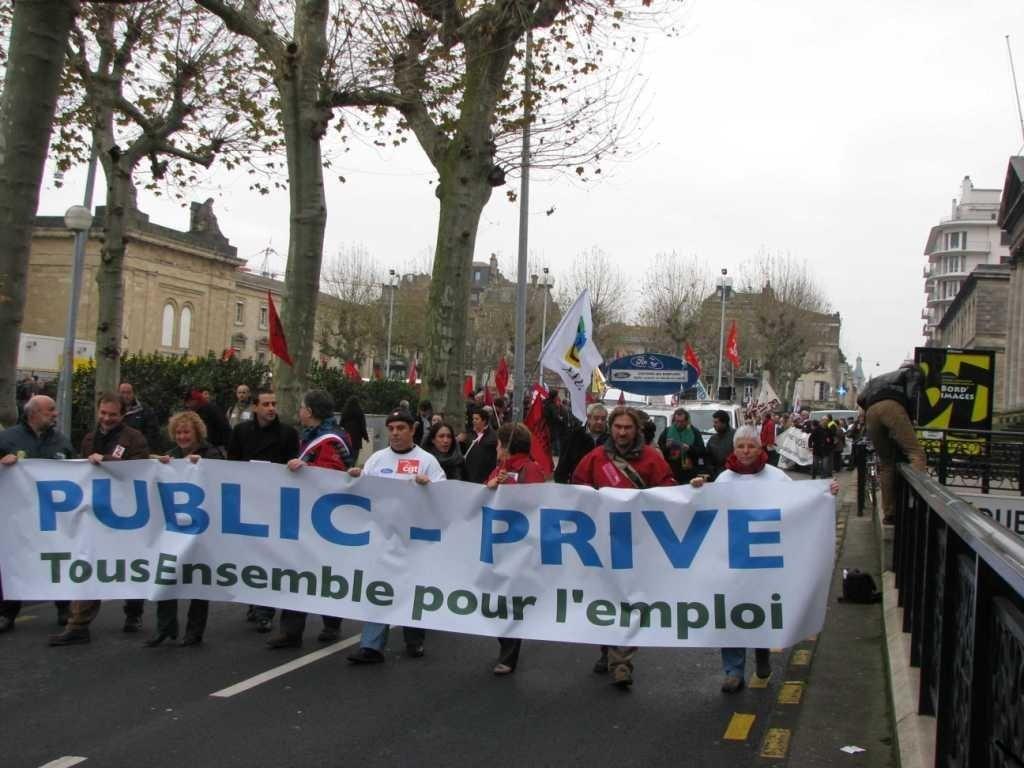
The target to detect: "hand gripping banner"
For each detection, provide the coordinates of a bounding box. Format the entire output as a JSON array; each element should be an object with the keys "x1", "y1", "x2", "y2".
[{"x1": 0, "y1": 460, "x2": 836, "y2": 648}]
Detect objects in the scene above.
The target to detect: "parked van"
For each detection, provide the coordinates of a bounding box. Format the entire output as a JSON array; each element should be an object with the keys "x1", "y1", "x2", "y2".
[{"x1": 682, "y1": 401, "x2": 746, "y2": 439}]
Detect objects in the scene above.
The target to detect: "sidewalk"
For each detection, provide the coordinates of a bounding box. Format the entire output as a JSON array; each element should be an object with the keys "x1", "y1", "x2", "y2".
[{"x1": 784, "y1": 472, "x2": 897, "y2": 767}]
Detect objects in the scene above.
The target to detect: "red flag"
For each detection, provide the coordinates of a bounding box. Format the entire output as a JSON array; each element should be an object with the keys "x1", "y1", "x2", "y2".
[
  {"x1": 684, "y1": 342, "x2": 702, "y2": 376},
  {"x1": 725, "y1": 321, "x2": 740, "y2": 367},
  {"x1": 463, "y1": 375, "x2": 474, "y2": 399},
  {"x1": 221, "y1": 347, "x2": 236, "y2": 362},
  {"x1": 373, "y1": 363, "x2": 383, "y2": 381},
  {"x1": 524, "y1": 384, "x2": 554, "y2": 479},
  {"x1": 483, "y1": 386, "x2": 494, "y2": 406},
  {"x1": 494, "y1": 356, "x2": 509, "y2": 397},
  {"x1": 344, "y1": 360, "x2": 361, "y2": 381},
  {"x1": 267, "y1": 291, "x2": 293, "y2": 366},
  {"x1": 407, "y1": 358, "x2": 418, "y2": 386}
]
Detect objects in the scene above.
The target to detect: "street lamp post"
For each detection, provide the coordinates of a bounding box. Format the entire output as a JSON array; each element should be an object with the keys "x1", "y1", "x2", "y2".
[
  {"x1": 56, "y1": 204, "x2": 95, "y2": 437},
  {"x1": 384, "y1": 269, "x2": 397, "y2": 379},
  {"x1": 715, "y1": 268, "x2": 733, "y2": 398},
  {"x1": 538, "y1": 267, "x2": 553, "y2": 385}
]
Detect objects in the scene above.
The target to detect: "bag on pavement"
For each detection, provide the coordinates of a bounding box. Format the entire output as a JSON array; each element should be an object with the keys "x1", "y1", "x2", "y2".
[{"x1": 838, "y1": 568, "x2": 881, "y2": 604}]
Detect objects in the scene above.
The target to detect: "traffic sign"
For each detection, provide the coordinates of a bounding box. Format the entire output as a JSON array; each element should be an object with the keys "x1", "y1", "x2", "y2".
[{"x1": 605, "y1": 353, "x2": 700, "y2": 396}]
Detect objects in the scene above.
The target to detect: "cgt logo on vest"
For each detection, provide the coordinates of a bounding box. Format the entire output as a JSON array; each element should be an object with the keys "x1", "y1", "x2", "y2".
[{"x1": 396, "y1": 459, "x2": 421, "y2": 475}]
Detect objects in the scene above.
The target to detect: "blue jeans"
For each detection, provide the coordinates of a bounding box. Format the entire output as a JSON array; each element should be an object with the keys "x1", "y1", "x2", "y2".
[
  {"x1": 721, "y1": 647, "x2": 746, "y2": 678},
  {"x1": 360, "y1": 622, "x2": 426, "y2": 650}
]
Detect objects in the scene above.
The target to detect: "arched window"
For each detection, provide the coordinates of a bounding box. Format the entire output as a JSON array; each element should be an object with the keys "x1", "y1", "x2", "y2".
[
  {"x1": 179, "y1": 305, "x2": 192, "y2": 350},
  {"x1": 161, "y1": 303, "x2": 176, "y2": 347}
]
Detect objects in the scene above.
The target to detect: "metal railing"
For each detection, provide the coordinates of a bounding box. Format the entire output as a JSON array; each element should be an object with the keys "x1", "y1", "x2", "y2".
[
  {"x1": 892, "y1": 465, "x2": 1024, "y2": 767},
  {"x1": 918, "y1": 428, "x2": 1024, "y2": 495}
]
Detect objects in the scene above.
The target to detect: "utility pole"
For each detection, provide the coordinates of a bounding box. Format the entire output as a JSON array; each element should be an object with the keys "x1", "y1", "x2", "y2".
[
  {"x1": 384, "y1": 269, "x2": 397, "y2": 378},
  {"x1": 715, "y1": 268, "x2": 732, "y2": 398},
  {"x1": 512, "y1": 23, "x2": 534, "y2": 421}
]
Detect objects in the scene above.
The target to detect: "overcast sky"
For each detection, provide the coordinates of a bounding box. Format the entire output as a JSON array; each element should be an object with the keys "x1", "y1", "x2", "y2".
[{"x1": 38, "y1": 0, "x2": 1024, "y2": 376}]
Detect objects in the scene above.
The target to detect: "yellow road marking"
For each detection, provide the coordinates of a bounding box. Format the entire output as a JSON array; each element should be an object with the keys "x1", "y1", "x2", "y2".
[
  {"x1": 790, "y1": 649, "x2": 812, "y2": 666},
  {"x1": 760, "y1": 728, "x2": 791, "y2": 758},
  {"x1": 14, "y1": 615, "x2": 37, "y2": 623},
  {"x1": 723, "y1": 713, "x2": 756, "y2": 741},
  {"x1": 748, "y1": 673, "x2": 771, "y2": 689},
  {"x1": 777, "y1": 681, "x2": 804, "y2": 704}
]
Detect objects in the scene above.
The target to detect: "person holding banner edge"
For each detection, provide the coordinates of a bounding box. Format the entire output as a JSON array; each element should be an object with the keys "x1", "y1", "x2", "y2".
[
  {"x1": 572, "y1": 405, "x2": 675, "y2": 689},
  {"x1": 346, "y1": 408, "x2": 447, "y2": 664},
  {"x1": 485, "y1": 421, "x2": 546, "y2": 675},
  {"x1": 691, "y1": 425, "x2": 839, "y2": 693}
]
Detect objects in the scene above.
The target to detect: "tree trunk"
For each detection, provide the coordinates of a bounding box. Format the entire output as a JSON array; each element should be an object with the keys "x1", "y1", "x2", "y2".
[
  {"x1": 93, "y1": 156, "x2": 132, "y2": 397},
  {"x1": 272, "y1": 12, "x2": 328, "y2": 423},
  {"x1": 425, "y1": 151, "x2": 494, "y2": 417},
  {"x1": 0, "y1": 0, "x2": 77, "y2": 426}
]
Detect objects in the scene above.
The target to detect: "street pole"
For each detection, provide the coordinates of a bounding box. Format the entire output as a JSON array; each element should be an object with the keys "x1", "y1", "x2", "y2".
[
  {"x1": 57, "y1": 142, "x2": 98, "y2": 438},
  {"x1": 512, "y1": 24, "x2": 533, "y2": 421},
  {"x1": 538, "y1": 267, "x2": 551, "y2": 385},
  {"x1": 715, "y1": 269, "x2": 730, "y2": 398},
  {"x1": 385, "y1": 269, "x2": 396, "y2": 379}
]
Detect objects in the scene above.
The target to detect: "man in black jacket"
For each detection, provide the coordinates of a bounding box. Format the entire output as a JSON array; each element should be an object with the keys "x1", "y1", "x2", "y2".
[
  {"x1": 460, "y1": 407, "x2": 498, "y2": 483},
  {"x1": 119, "y1": 381, "x2": 161, "y2": 451},
  {"x1": 227, "y1": 388, "x2": 299, "y2": 631},
  {"x1": 0, "y1": 395, "x2": 74, "y2": 633},
  {"x1": 554, "y1": 403, "x2": 608, "y2": 483},
  {"x1": 857, "y1": 364, "x2": 927, "y2": 524}
]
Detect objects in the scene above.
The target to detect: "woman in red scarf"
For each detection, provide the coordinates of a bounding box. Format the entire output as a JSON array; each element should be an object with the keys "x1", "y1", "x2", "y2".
[
  {"x1": 691, "y1": 425, "x2": 838, "y2": 692},
  {"x1": 485, "y1": 422, "x2": 545, "y2": 674}
]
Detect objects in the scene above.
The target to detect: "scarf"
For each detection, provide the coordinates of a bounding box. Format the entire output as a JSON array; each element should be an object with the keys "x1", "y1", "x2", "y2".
[
  {"x1": 602, "y1": 431, "x2": 645, "y2": 462},
  {"x1": 430, "y1": 442, "x2": 465, "y2": 478},
  {"x1": 665, "y1": 424, "x2": 697, "y2": 447},
  {"x1": 724, "y1": 450, "x2": 769, "y2": 475}
]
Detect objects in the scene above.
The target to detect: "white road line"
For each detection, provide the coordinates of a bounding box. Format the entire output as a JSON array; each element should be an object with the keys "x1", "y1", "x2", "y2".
[
  {"x1": 39, "y1": 757, "x2": 88, "y2": 768},
  {"x1": 210, "y1": 633, "x2": 362, "y2": 698}
]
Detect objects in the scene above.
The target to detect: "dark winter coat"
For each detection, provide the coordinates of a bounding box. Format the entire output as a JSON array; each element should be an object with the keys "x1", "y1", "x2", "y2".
[
  {"x1": 227, "y1": 417, "x2": 299, "y2": 464},
  {"x1": 0, "y1": 421, "x2": 74, "y2": 460},
  {"x1": 81, "y1": 423, "x2": 149, "y2": 460}
]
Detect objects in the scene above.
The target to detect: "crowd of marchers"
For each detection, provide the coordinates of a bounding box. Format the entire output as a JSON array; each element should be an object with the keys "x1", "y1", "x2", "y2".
[{"x1": 1, "y1": 365, "x2": 932, "y2": 693}]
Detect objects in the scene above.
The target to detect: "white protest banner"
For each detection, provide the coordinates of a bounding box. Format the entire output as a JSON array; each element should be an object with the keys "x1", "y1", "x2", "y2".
[
  {"x1": 777, "y1": 428, "x2": 813, "y2": 467},
  {"x1": 0, "y1": 459, "x2": 835, "y2": 648}
]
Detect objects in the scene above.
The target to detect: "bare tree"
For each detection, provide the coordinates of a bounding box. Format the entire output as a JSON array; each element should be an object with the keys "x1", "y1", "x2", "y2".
[
  {"x1": 636, "y1": 252, "x2": 713, "y2": 355},
  {"x1": 331, "y1": 0, "x2": 673, "y2": 416},
  {"x1": 58, "y1": 2, "x2": 262, "y2": 396},
  {"x1": 0, "y1": 0, "x2": 78, "y2": 426},
  {"x1": 555, "y1": 245, "x2": 628, "y2": 349},
  {"x1": 736, "y1": 250, "x2": 833, "y2": 405},
  {"x1": 318, "y1": 243, "x2": 383, "y2": 363}
]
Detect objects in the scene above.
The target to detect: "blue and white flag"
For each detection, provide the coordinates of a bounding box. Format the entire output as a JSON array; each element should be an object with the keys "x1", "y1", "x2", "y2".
[{"x1": 540, "y1": 289, "x2": 603, "y2": 422}]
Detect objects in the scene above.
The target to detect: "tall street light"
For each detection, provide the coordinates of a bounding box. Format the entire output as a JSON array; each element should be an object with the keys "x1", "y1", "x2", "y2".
[
  {"x1": 715, "y1": 268, "x2": 733, "y2": 399},
  {"x1": 384, "y1": 269, "x2": 398, "y2": 379},
  {"x1": 56, "y1": 204, "x2": 94, "y2": 437},
  {"x1": 538, "y1": 267, "x2": 553, "y2": 384}
]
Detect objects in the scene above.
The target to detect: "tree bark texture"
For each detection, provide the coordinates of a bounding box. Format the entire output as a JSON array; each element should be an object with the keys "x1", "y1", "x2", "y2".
[{"x1": 0, "y1": 0, "x2": 78, "y2": 426}]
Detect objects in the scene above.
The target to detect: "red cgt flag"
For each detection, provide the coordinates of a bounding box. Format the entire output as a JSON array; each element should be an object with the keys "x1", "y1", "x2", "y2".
[
  {"x1": 725, "y1": 321, "x2": 741, "y2": 367},
  {"x1": 267, "y1": 291, "x2": 293, "y2": 366},
  {"x1": 463, "y1": 375, "x2": 474, "y2": 399},
  {"x1": 407, "y1": 358, "x2": 418, "y2": 386},
  {"x1": 483, "y1": 386, "x2": 494, "y2": 407},
  {"x1": 494, "y1": 356, "x2": 509, "y2": 397},
  {"x1": 684, "y1": 342, "x2": 702, "y2": 376},
  {"x1": 344, "y1": 360, "x2": 361, "y2": 381}
]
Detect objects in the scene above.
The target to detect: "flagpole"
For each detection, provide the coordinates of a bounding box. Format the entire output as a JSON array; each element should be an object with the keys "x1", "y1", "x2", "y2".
[{"x1": 715, "y1": 268, "x2": 731, "y2": 398}]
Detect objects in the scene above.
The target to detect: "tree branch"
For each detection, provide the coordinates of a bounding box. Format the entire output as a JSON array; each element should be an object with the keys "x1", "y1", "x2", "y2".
[
  {"x1": 410, "y1": 0, "x2": 464, "y2": 46},
  {"x1": 193, "y1": 0, "x2": 285, "y2": 66},
  {"x1": 154, "y1": 140, "x2": 217, "y2": 168}
]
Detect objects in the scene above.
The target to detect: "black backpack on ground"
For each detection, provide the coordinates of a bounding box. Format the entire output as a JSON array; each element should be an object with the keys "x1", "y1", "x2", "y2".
[{"x1": 838, "y1": 569, "x2": 881, "y2": 604}]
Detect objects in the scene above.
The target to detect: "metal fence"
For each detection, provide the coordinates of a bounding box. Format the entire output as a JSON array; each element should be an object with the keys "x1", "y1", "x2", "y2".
[
  {"x1": 918, "y1": 428, "x2": 1024, "y2": 495},
  {"x1": 893, "y1": 465, "x2": 1024, "y2": 767}
]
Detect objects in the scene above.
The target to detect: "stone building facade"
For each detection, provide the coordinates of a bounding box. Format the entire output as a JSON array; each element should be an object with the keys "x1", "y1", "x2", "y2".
[
  {"x1": 935, "y1": 263, "x2": 1010, "y2": 416},
  {"x1": 16, "y1": 203, "x2": 342, "y2": 374},
  {"x1": 997, "y1": 158, "x2": 1024, "y2": 428}
]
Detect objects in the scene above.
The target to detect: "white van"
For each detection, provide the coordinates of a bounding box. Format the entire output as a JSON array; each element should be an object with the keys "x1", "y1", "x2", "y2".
[{"x1": 679, "y1": 401, "x2": 746, "y2": 439}]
